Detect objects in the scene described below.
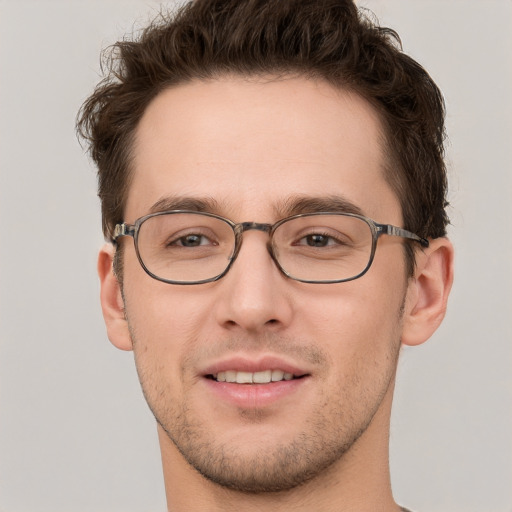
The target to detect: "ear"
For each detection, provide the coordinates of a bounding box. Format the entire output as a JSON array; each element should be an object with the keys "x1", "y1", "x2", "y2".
[
  {"x1": 401, "y1": 237, "x2": 454, "y2": 346},
  {"x1": 98, "y1": 244, "x2": 133, "y2": 351}
]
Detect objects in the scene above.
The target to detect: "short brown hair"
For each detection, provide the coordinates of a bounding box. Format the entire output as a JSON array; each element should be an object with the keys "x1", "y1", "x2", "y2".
[{"x1": 77, "y1": 0, "x2": 449, "y2": 273}]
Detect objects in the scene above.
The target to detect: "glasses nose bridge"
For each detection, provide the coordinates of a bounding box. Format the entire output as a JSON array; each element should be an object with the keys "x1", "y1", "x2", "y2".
[
  {"x1": 231, "y1": 221, "x2": 275, "y2": 264},
  {"x1": 239, "y1": 221, "x2": 273, "y2": 234}
]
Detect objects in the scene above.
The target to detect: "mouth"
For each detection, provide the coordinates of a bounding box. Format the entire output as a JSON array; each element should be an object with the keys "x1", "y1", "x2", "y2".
[
  {"x1": 201, "y1": 356, "x2": 312, "y2": 407},
  {"x1": 207, "y1": 369, "x2": 308, "y2": 384}
]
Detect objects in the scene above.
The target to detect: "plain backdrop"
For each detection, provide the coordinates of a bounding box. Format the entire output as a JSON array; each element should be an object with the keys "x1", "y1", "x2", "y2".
[{"x1": 0, "y1": 1, "x2": 511, "y2": 511}]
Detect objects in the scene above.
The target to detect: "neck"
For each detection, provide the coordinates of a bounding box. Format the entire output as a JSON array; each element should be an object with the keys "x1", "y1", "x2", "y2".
[{"x1": 159, "y1": 383, "x2": 401, "y2": 512}]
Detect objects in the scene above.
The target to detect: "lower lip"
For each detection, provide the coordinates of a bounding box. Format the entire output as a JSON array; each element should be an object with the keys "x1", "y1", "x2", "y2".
[{"x1": 202, "y1": 377, "x2": 308, "y2": 408}]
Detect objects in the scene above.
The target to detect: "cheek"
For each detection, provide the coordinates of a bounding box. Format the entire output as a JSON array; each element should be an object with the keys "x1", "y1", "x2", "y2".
[
  {"x1": 126, "y1": 287, "x2": 207, "y2": 354},
  {"x1": 123, "y1": 248, "x2": 209, "y2": 337},
  {"x1": 123, "y1": 289, "x2": 204, "y2": 410},
  {"x1": 301, "y1": 275, "x2": 405, "y2": 366},
  {"x1": 122, "y1": 259, "x2": 219, "y2": 385}
]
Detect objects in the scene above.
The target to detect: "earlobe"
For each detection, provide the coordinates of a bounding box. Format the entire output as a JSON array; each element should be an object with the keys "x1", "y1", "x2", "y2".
[
  {"x1": 401, "y1": 237, "x2": 454, "y2": 346},
  {"x1": 98, "y1": 244, "x2": 133, "y2": 351}
]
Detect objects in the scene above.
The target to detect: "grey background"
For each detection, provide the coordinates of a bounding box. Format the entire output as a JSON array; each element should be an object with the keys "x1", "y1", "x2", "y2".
[{"x1": 0, "y1": 1, "x2": 510, "y2": 511}]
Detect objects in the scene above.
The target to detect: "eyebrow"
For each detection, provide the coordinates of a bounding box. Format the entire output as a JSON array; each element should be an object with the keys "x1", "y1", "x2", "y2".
[
  {"x1": 147, "y1": 194, "x2": 365, "y2": 219},
  {"x1": 149, "y1": 196, "x2": 223, "y2": 214},
  {"x1": 276, "y1": 195, "x2": 365, "y2": 218}
]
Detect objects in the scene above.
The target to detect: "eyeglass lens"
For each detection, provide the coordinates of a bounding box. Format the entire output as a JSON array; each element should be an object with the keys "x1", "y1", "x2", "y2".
[{"x1": 135, "y1": 212, "x2": 375, "y2": 284}]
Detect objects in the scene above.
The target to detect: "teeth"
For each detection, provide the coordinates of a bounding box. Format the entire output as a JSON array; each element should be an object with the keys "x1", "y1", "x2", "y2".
[
  {"x1": 253, "y1": 370, "x2": 272, "y2": 384},
  {"x1": 214, "y1": 369, "x2": 298, "y2": 384},
  {"x1": 225, "y1": 370, "x2": 236, "y2": 382},
  {"x1": 271, "y1": 369, "x2": 284, "y2": 382},
  {"x1": 236, "y1": 371, "x2": 253, "y2": 384}
]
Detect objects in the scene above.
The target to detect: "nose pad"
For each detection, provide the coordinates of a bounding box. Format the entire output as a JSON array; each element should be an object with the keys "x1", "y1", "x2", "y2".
[
  {"x1": 229, "y1": 221, "x2": 283, "y2": 274},
  {"x1": 213, "y1": 231, "x2": 293, "y2": 332},
  {"x1": 265, "y1": 239, "x2": 285, "y2": 276}
]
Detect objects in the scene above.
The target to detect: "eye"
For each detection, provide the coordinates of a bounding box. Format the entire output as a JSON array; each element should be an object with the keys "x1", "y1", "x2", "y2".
[
  {"x1": 169, "y1": 233, "x2": 216, "y2": 247},
  {"x1": 296, "y1": 233, "x2": 345, "y2": 248},
  {"x1": 302, "y1": 234, "x2": 336, "y2": 247}
]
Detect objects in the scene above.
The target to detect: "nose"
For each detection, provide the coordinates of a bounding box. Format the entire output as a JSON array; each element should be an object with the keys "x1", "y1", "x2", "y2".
[{"x1": 213, "y1": 230, "x2": 294, "y2": 333}]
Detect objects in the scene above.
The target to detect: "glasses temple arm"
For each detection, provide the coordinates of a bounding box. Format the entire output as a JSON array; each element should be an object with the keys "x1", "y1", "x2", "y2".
[
  {"x1": 112, "y1": 223, "x2": 136, "y2": 243},
  {"x1": 377, "y1": 224, "x2": 429, "y2": 248}
]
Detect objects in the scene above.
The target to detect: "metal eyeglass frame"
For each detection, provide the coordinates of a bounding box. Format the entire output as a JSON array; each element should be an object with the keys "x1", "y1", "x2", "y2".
[{"x1": 113, "y1": 210, "x2": 429, "y2": 285}]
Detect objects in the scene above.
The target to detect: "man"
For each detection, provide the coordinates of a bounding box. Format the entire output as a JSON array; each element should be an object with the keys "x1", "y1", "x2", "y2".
[{"x1": 78, "y1": 0, "x2": 453, "y2": 510}]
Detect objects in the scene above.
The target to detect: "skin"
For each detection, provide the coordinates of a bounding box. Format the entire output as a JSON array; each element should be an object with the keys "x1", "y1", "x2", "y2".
[{"x1": 98, "y1": 76, "x2": 454, "y2": 512}]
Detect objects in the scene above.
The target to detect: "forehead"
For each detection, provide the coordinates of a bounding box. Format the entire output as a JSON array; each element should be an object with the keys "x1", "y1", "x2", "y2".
[{"x1": 127, "y1": 76, "x2": 399, "y2": 222}]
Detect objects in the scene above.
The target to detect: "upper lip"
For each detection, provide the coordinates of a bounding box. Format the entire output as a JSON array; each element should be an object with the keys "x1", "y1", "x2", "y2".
[{"x1": 201, "y1": 355, "x2": 310, "y2": 377}]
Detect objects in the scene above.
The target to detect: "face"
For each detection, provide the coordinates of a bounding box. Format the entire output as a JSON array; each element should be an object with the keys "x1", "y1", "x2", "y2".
[{"x1": 119, "y1": 77, "x2": 411, "y2": 492}]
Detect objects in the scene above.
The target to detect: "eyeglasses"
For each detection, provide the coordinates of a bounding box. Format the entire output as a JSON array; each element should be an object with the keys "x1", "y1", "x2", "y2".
[{"x1": 113, "y1": 210, "x2": 428, "y2": 285}]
